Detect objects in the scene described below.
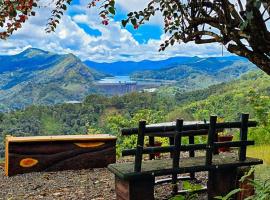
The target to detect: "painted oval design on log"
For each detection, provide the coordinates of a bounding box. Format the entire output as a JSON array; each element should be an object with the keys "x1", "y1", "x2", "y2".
[
  {"x1": 20, "y1": 158, "x2": 38, "y2": 168},
  {"x1": 74, "y1": 142, "x2": 105, "y2": 148}
]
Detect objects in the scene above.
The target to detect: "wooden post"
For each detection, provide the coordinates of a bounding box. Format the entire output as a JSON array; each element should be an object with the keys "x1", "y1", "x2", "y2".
[
  {"x1": 148, "y1": 136, "x2": 155, "y2": 160},
  {"x1": 206, "y1": 116, "x2": 217, "y2": 166},
  {"x1": 189, "y1": 135, "x2": 195, "y2": 179},
  {"x1": 169, "y1": 137, "x2": 174, "y2": 158},
  {"x1": 208, "y1": 167, "x2": 238, "y2": 200},
  {"x1": 115, "y1": 176, "x2": 155, "y2": 200},
  {"x1": 213, "y1": 128, "x2": 219, "y2": 155},
  {"x1": 239, "y1": 114, "x2": 249, "y2": 161},
  {"x1": 172, "y1": 119, "x2": 183, "y2": 195},
  {"x1": 134, "y1": 121, "x2": 146, "y2": 172}
]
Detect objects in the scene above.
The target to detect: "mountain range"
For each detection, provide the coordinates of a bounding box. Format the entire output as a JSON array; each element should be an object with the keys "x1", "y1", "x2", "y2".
[
  {"x1": 0, "y1": 48, "x2": 105, "y2": 111},
  {"x1": 130, "y1": 57, "x2": 256, "y2": 91},
  {"x1": 84, "y1": 56, "x2": 256, "y2": 77},
  {"x1": 0, "y1": 48, "x2": 257, "y2": 111}
]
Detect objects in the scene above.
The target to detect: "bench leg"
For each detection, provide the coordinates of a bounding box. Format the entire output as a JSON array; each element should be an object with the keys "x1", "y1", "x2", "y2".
[
  {"x1": 115, "y1": 176, "x2": 155, "y2": 200},
  {"x1": 207, "y1": 168, "x2": 237, "y2": 200}
]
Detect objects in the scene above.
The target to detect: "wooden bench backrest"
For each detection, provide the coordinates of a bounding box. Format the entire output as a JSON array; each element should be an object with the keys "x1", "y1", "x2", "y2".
[{"x1": 121, "y1": 113, "x2": 257, "y2": 173}]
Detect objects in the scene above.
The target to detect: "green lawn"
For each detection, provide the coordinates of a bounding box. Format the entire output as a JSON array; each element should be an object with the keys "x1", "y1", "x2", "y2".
[{"x1": 247, "y1": 145, "x2": 270, "y2": 180}]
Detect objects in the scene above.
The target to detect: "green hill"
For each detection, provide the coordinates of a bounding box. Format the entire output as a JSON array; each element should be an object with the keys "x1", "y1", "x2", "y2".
[
  {"x1": 0, "y1": 49, "x2": 106, "y2": 111},
  {"x1": 131, "y1": 58, "x2": 256, "y2": 91},
  {"x1": 167, "y1": 71, "x2": 270, "y2": 123}
]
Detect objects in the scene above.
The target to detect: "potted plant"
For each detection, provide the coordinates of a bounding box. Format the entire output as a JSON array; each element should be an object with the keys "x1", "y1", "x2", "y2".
[
  {"x1": 146, "y1": 139, "x2": 163, "y2": 159},
  {"x1": 218, "y1": 129, "x2": 234, "y2": 152}
]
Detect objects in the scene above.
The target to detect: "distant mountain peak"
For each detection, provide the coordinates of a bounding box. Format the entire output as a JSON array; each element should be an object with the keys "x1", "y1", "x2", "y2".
[
  {"x1": 19, "y1": 48, "x2": 50, "y2": 58},
  {"x1": 66, "y1": 53, "x2": 80, "y2": 61}
]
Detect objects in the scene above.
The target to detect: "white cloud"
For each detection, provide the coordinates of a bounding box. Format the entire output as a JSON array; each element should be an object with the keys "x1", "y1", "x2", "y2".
[
  {"x1": 0, "y1": 2, "x2": 231, "y2": 62},
  {"x1": 117, "y1": 0, "x2": 149, "y2": 11}
]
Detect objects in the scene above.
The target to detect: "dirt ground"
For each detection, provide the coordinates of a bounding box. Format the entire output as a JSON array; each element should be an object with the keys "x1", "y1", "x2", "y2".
[{"x1": 0, "y1": 162, "x2": 208, "y2": 200}]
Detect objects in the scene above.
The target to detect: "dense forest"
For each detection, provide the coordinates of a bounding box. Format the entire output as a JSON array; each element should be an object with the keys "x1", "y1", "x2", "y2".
[{"x1": 0, "y1": 71, "x2": 270, "y2": 157}]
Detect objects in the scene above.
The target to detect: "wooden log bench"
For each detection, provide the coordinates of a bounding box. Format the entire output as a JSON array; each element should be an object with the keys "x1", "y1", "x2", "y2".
[
  {"x1": 5, "y1": 134, "x2": 117, "y2": 176},
  {"x1": 108, "y1": 114, "x2": 263, "y2": 200}
]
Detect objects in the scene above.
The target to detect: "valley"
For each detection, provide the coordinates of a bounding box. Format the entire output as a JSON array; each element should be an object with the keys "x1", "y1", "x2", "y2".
[{"x1": 0, "y1": 48, "x2": 257, "y2": 111}]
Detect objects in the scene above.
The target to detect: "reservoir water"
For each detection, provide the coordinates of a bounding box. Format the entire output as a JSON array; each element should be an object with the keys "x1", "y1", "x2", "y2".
[
  {"x1": 97, "y1": 76, "x2": 136, "y2": 84},
  {"x1": 97, "y1": 76, "x2": 176, "y2": 85},
  {"x1": 95, "y1": 76, "x2": 176, "y2": 95}
]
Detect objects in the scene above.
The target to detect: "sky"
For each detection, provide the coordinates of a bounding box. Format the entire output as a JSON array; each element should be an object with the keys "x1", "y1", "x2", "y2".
[{"x1": 0, "y1": 0, "x2": 231, "y2": 62}]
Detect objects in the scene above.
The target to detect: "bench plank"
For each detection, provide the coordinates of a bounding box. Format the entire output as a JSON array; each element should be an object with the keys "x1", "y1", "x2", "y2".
[
  {"x1": 108, "y1": 154, "x2": 263, "y2": 180},
  {"x1": 5, "y1": 134, "x2": 116, "y2": 142}
]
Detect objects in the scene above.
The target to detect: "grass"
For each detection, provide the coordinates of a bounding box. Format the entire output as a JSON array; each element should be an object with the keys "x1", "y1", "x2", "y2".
[
  {"x1": 0, "y1": 158, "x2": 4, "y2": 166},
  {"x1": 247, "y1": 145, "x2": 270, "y2": 180}
]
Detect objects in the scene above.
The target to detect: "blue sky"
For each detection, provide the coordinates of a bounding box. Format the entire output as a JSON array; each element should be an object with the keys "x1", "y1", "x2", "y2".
[{"x1": 0, "y1": 0, "x2": 230, "y2": 62}]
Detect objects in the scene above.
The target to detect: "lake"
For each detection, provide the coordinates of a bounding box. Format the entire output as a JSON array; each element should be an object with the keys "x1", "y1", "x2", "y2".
[
  {"x1": 97, "y1": 76, "x2": 136, "y2": 84},
  {"x1": 97, "y1": 76, "x2": 176, "y2": 85}
]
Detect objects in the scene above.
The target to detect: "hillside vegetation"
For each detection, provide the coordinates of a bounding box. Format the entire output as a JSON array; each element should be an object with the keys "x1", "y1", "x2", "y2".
[
  {"x1": 131, "y1": 57, "x2": 256, "y2": 91},
  {"x1": 0, "y1": 49, "x2": 257, "y2": 111},
  {"x1": 0, "y1": 71, "x2": 269, "y2": 157},
  {"x1": 0, "y1": 48, "x2": 106, "y2": 111}
]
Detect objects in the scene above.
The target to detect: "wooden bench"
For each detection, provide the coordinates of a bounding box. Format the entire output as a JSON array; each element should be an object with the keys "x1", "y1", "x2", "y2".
[
  {"x1": 5, "y1": 134, "x2": 116, "y2": 176},
  {"x1": 108, "y1": 114, "x2": 263, "y2": 200}
]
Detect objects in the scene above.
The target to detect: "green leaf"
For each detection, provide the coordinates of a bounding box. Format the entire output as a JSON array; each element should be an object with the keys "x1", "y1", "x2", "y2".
[
  {"x1": 253, "y1": 0, "x2": 262, "y2": 9},
  {"x1": 61, "y1": 4, "x2": 67, "y2": 10},
  {"x1": 246, "y1": 11, "x2": 253, "y2": 20},
  {"x1": 121, "y1": 20, "x2": 128, "y2": 27},
  {"x1": 223, "y1": 188, "x2": 242, "y2": 200},
  {"x1": 131, "y1": 18, "x2": 137, "y2": 26},
  {"x1": 108, "y1": 7, "x2": 115, "y2": 15},
  {"x1": 109, "y1": 0, "x2": 115, "y2": 7},
  {"x1": 169, "y1": 195, "x2": 185, "y2": 200},
  {"x1": 127, "y1": 12, "x2": 133, "y2": 17}
]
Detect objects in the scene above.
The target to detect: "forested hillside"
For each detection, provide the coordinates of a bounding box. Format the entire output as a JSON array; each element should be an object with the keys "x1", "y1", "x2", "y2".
[
  {"x1": 0, "y1": 48, "x2": 106, "y2": 111},
  {"x1": 0, "y1": 71, "x2": 269, "y2": 157},
  {"x1": 0, "y1": 49, "x2": 258, "y2": 111},
  {"x1": 131, "y1": 57, "x2": 256, "y2": 91}
]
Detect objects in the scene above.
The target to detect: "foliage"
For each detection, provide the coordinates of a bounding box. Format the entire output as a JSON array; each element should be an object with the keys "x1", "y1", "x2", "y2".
[
  {"x1": 0, "y1": 0, "x2": 37, "y2": 39},
  {"x1": 131, "y1": 58, "x2": 255, "y2": 93},
  {"x1": 102, "y1": 109, "x2": 165, "y2": 156},
  {"x1": 0, "y1": 70, "x2": 270, "y2": 158},
  {"x1": 169, "y1": 181, "x2": 203, "y2": 200},
  {"x1": 0, "y1": 92, "x2": 172, "y2": 158},
  {"x1": 214, "y1": 188, "x2": 242, "y2": 200},
  {"x1": 219, "y1": 168, "x2": 270, "y2": 200},
  {"x1": 0, "y1": 48, "x2": 106, "y2": 111},
  {"x1": 246, "y1": 179, "x2": 270, "y2": 200},
  {"x1": 167, "y1": 71, "x2": 270, "y2": 144}
]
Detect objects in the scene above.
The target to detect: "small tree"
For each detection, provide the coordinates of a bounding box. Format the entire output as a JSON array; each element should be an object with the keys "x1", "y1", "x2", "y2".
[{"x1": 0, "y1": 0, "x2": 269, "y2": 74}]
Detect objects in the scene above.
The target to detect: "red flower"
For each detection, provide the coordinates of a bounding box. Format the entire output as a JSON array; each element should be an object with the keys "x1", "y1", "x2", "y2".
[
  {"x1": 102, "y1": 20, "x2": 109, "y2": 25},
  {"x1": 19, "y1": 15, "x2": 27, "y2": 22}
]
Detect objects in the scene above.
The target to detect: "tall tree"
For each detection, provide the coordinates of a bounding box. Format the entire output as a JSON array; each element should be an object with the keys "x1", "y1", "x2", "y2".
[{"x1": 0, "y1": 0, "x2": 269, "y2": 74}]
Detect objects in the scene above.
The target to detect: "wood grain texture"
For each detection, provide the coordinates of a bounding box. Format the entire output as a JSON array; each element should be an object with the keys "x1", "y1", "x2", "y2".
[
  {"x1": 115, "y1": 176, "x2": 154, "y2": 200},
  {"x1": 207, "y1": 168, "x2": 237, "y2": 199},
  {"x1": 6, "y1": 135, "x2": 116, "y2": 142},
  {"x1": 108, "y1": 155, "x2": 263, "y2": 180},
  {"x1": 6, "y1": 135, "x2": 116, "y2": 176}
]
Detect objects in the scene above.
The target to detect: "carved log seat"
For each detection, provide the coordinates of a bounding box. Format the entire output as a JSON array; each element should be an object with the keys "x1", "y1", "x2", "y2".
[{"x1": 5, "y1": 134, "x2": 117, "y2": 176}]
